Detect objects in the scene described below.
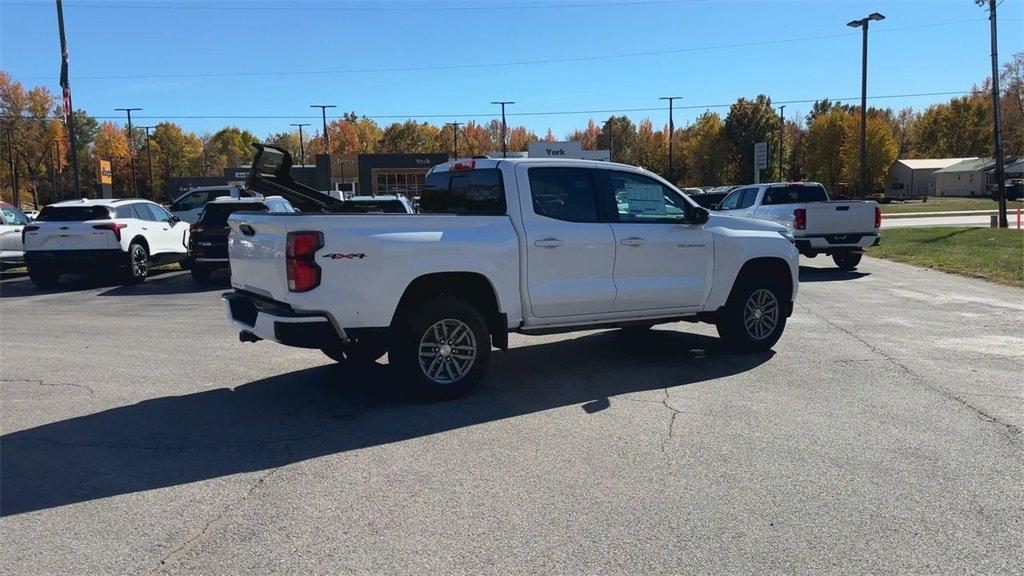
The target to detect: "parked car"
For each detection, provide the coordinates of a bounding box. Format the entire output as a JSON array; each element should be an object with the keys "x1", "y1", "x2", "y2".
[
  {"x1": 168, "y1": 185, "x2": 252, "y2": 224},
  {"x1": 689, "y1": 192, "x2": 729, "y2": 210},
  {"x1": 713, "y1": 182, "x2": 880, "y2": 270},
  {"x1": 188, "y1": 195, "x2": 295, "y2": 283},
  {"x1": 223, "y1": 145, "x2": 799, "y2": 400},
  {"x1": 0, "y1": 201, "x2": 31, "y2": 268},
  {"x1": 22, "y1": 198, "x2": 190, "y2": 287},
  {"x1": 338, "y1": 195, "x2": 415, "y2": 214}
]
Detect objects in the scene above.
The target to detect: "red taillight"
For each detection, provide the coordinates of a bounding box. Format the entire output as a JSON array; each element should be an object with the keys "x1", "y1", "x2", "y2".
[
  {"x1": 286, "y1": 231, "x2": 322, "y2": 292},
  {"x1": 874, "y1": 206, "x2": 882, "y2": 228},
  {"x1": 22, "y1": 224, "x2": 39, "y2": 244},
  {"x1": 93, "y1": 223, "x2": 128, "y2": 242},
  {"x1": 793, "y1": 208, "x2": 806, "y2": 230},
  {"x1": 449, "y1": 160, "x2": 475, "y2": 171}
]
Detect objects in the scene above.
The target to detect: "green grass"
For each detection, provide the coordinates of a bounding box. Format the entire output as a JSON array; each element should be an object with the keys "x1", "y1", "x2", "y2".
[
  {"x1": 880, "y1": 197, "x2": 1002, "y2": 215},
  {"x1": 868, "y1": 227, "x2": 1024, "y2": 287}
]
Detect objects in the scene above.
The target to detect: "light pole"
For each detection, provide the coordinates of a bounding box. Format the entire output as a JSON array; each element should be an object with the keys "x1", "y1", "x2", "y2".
[
  {"x1": 310, "y1": 105, "x2": 336, "y2": 154},
  {"x1": 847, "y1": 12, "x2": 884, "y2": 198},
  {"x1": 115, "y1": 107, "x2": 142, "y2": 197},
  {"x1": 659, "y1": 96, "x2": 681, "y2": 184},
  {"x1": 56, "y1": 0, "x2": 81, "y2": 198},
  {"x1": 446, "y1": 122, "x2": 462, "y2": 158},
  {"x1": 976, "y1": 0, "x2": 1007, "y2": 227},
  {"x1": 140, "y1": 126, "x2": 156, "y2": 199},
  {"x1": 290, "y1": 123, "x2": 309, "y2": 165},
  {"x1": 491, "y1": 101, "x2": 514, "y2": 158},
  {"x1": 778, "y1": 105, "x2": 786, "y2": 179}
]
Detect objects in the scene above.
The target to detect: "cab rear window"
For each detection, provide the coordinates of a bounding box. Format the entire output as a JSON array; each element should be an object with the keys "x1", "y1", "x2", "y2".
[
  {"x1": 339, "y1": 200, "x2": 407, "y2": 214},
  {"x1": 198, "y1": 203, "x2": 268, "y2": 227},
  {"x1": 36, "y1": 206, "x2": 111, "y2": 221},
  {"x1": 419, "y1": 169, "x2": 506, "y2": 215},
  {"x1": 763, "y1": 185, "x2": 830, "y2": 205}
]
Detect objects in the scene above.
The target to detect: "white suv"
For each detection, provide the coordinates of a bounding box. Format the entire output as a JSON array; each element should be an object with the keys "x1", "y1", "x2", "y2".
[
  {"x1": 168, "y1": 185, "x2": 252, "y2": 224},
  {"x1": 23, "y1": 198, "x2": 190, "y2": 288}
]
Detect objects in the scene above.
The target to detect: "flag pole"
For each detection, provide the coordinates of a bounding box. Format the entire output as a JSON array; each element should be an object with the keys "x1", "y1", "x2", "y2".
[{"x1": 56, "y1": 0, "x2": 82, "y2": 198}]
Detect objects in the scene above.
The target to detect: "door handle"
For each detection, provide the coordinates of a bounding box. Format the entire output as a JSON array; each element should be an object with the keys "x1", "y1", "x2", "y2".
[
  {"x1": 619, "y1": 236, "x2": 645, "y2": 247},
  {"x1": 533, "y1": 237, "x2": 563, "y2": 249},
  {"x1": 141, "y1": 227, "x2": 148, "y2": 230}
]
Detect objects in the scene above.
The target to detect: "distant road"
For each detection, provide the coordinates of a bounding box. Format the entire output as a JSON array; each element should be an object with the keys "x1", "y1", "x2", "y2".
[{"x1": 883, "y1": 212, "x2": 1023, "y2": 229}]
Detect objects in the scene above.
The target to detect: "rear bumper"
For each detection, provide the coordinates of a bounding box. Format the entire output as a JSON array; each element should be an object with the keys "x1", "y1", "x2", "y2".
[
  {"x1": 795, "y1": 233, "x2": 879, "y2": 253},
  {"x1": 222, "y1": 290, "x2": 346, "y2": 348},
  {"x1": 25, "y1": 249, "x2": 125, "y2": 271}
]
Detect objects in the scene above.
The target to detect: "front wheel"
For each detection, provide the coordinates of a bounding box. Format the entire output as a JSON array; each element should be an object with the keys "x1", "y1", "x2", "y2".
[
  {"x1": 389, "y1": 297, "x2": 491, "y2": 401},
  {"x1": 832, "y1": 250, "x2": 863, "y2": 271},
  {"x1": 122, "y1": 242, "x2": 149, "y2": 284},
  {"x1": 716, "y1": 278, "x2": 787, "y2": 353}
]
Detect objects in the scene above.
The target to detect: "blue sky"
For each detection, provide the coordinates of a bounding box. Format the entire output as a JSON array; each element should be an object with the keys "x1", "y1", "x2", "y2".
[{"x1": 2, "y1": 0, "x2": 1022, "y2": 139}]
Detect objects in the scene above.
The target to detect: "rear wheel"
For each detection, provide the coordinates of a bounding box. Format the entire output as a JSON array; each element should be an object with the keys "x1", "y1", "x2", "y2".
[
  {"x1": 389, "y1": 296, "x2": 490, "y2": 401},
  {"x1": 123, "y1": 242, "x2": 149, "y2": 284},
  {"x1": 190, "y1": 265, "x2": 212, "y2": 284},
  {"x1": 28, "y1": 268, "x2": 60, "y2": 288},
  {"x1": 832, "y1": 250, "x2": 863, "y2": 271},
  {"x1": 716, "y1": 277, "x2": 787, "y2": 353}
]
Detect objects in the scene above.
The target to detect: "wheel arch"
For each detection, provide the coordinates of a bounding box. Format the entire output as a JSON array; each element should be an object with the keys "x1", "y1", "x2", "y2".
[
  {"x1": 728, "y1": 257, "x2": 794, "y2": 304},
  {"x1": 392, "y1": 271, "x2": 507, "y2": 349}
]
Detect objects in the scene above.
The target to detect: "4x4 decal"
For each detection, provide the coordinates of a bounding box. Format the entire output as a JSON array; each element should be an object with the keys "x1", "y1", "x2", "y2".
[{"x1": 323, "y1": 253, "x2": 366, "y2": 260}]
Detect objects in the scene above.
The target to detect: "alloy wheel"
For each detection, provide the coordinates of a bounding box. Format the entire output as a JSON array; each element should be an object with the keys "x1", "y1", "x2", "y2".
[
  {"x1": 417, "y1": 318, "x2": 477, "y2": 384},
  {"x1": 743, "y1": 288, "x2": 779, "y2": 341}
]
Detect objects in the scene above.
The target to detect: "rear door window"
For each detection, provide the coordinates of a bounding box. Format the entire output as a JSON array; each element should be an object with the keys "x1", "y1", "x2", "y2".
[
  {"x1": 1, "y1": 205, "x2": 30, "y2": 225},
  {"x1": 419, "y1": 169, "x2": 506, "y2": 215},
  {"x1": 36, "y1": 206, "x2": 111, "y2": 221},
  {"x1": 528, "y1": 167, "x2": 599, "y2": 222},
  {"x1": 738, "y1": 188, "x2": 759, "y2": 209}
]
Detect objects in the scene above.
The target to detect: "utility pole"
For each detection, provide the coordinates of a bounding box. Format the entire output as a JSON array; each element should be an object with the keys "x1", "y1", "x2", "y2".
[
  {"x1": 140, "y1": 126, "x2": 156, "y2": 199},
  {"x1": 56, "y1": 0, "x2": 81, "y2": 198},
  {"x1": 848, "y1": 12, "x2": 884, "y2": 198},
  {"x1": 978, "y1": 0, "x2": 1007, "y2": 227},
  {"x1": 290, "y1": 123, "x2": 309, "y2": 165},
  {"x1": 4, "y1": 128, "x2": 19, "y2": 208},
  {"x1": 604, "y1": 118, "x2": 614, "y2": 162},
  {"x1": 491, "y1": 101, "x2": 514, "y2": 158},
  {"x1": 445, "y1": 122, "x2": 462, "y2": 158},
  {"x1": 115, "y1": 107, "x2": 141, "y2": 197},
  {"x1": 778, "y1": 105, "x2": 786, "y2": 179},
  {"x1": 659, "y1": 96, "x2": 681, "y2": 184},
  {"x1": 310, "y1": 105, "x2": 336, "y2": 154}
]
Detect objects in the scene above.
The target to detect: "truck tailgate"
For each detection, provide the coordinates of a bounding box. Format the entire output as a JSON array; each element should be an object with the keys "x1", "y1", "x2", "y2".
[
  {"x1": 227, "y1": 213, "x2": 290, "y2": 300},
  {"x1": 803, "y1": 202, "x2": 876, "y2": 235}
]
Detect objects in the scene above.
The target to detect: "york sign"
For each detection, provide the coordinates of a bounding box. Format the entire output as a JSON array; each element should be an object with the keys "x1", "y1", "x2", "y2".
[{"x1": 528, "y1": 141, "x2": 583, "y2": 159}]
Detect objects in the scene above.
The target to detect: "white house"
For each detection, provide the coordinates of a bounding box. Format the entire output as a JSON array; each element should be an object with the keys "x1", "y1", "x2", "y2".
[
  {"x1": 885, "y1": 158, "x2": 973, "y2": 198},
  {"x1": 932, "y1": 157, "x2": 1018, "y2": 197}
]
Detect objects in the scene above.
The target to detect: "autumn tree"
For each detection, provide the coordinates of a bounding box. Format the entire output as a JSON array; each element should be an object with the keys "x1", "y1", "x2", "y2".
[
  {"x1": 802, "y1": 108, "x2": 849, "y2": 188},
  {"x1": 910, "y1": 93, "x2": 991, "y2": 158},
  {"x1": 379, "y1": 120, "x2": 442, "y2": 153},
  {"x1": 92, "y1": 121, "x2": 131, "y2": 196},
  {"x1": 632, "y1": 118, "x2": 666, "y2": 176},
  {"x1": 566, "y1": 119, "x2": 603, "y2": 151},
  {"x1": 265, "y1": 130, "x2": 302, "y2": 163},
  {"x1": 840, "y1": 111, "x2": 899, "y2": 193},
  {"x1": 682, "y1": 111, "x2": 732, "y2": 186},
  {"x1": 207, "y1": 126, "x2": 259, "y2": 170},
  {"x1": 1000, "y1": 51, "x2": 1024, "y2": 154}
]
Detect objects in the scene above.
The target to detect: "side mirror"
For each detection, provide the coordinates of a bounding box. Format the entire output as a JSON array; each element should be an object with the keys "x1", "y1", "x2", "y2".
[
  {"x1": 689, "y1": 207, "x2": 710, "y2": 225},
  {"x1": 168, "y1": 215, "x2": 181, "y2": 224}
]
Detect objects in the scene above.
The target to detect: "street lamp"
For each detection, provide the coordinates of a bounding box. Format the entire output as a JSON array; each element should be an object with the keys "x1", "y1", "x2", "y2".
[
  {"x1": 778, "y1": 105, "x2": 786, "y2": 179},
  {"x1": 446, "y1": 122, "x2": 462, "y2": 159},
  {"x1": 847, "y1": 12, "x2": 884, "y2": 198},
  {"x1": 659, "y1": 96, "x2": 681, "y2": 183},
  {"x1": 491, "y1": 101, "x2": 514, "y2": 158},
  {"x1": 140, "y1": 126, "x2": 156, "y2": 200},
  {"x1": 290, "y1": 123, "x2": 309, "y2": 165},
  {"x1": 115, "y1": 107, "x2": 142, "y2": 197},
  {"x1": 309, "y1": 105, "x2": 336, "y2": 154}
]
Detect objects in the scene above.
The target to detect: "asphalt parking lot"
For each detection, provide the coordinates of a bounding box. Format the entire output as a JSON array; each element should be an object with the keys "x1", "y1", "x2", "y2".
[{"x1": 1, "y1": 257, "x2": 1021, "y2": 575}]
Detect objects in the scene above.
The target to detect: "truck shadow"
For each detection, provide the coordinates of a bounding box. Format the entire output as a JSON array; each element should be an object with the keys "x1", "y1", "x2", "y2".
[
  {"x1": 798, "y1": 266, "x2": 870, "y2": 283},
  {"x1": 0, "y1": 269, "x2": 224, "y2": 299},
  {"x1": 0, "y1": 329, "x2": 772, "y2": 516}
]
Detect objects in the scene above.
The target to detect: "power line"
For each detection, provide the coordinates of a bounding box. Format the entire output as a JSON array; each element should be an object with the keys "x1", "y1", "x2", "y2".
[
  {"x1": 3, "y1": 0, "x2": 699, "y2": 11},
  {"x1": 12, "y1": 18, "x2": 990, "y2": 82},
  {"x1": 0, "y1": 91, "x2": 978, "y2": 123}
]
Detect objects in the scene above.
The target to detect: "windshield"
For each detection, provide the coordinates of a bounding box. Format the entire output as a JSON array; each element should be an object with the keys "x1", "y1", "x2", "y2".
[
  {"x1": 198, "y1": 202, "x2": 268, "y2": 226},
  {"x1": 36, "y1": 206, "x2": 111, "y2": 221},
  {"x1": 762, "y1": 185, "x2": 829, "y2": 205}
]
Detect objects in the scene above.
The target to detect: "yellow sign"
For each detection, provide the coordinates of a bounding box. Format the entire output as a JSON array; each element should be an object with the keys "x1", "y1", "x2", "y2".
[{"x1": 98, "y1": 160, "x2": 112, "y2": 185}]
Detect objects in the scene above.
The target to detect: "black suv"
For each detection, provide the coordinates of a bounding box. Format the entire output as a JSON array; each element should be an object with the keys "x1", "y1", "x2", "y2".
[{"x1": 188, "y1": 196, "x2": 294, "y2": 283}]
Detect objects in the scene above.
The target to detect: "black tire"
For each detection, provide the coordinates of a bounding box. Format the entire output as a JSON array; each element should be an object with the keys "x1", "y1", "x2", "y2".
[
  {"x1": 832, "y1": 250, "x2": 863, "y2": 271},
  {"x1": 123, "y1": 242, "x2": 149, "y2": 284},
  {"x1": 321, "y1": 338, "x2": 388, "y2": 365},
  {"x1": 28, "y1": 268, "x2": 60, "y2": 288},
  {"x1": 190, "y1": 265, "x2": 213, "y2": 284},
  {"x1": 618, "y1": 324, "x2": 655, "y2": 337},
  {"x1": 389, "y1": 296, "x2": 491, "y2": 401},
  {"x1": 178, "y1": 257, "x2": 193, "y2": 270},
  {"x1": 716, "y1": 276, "x2": 788, "y2": 353}
]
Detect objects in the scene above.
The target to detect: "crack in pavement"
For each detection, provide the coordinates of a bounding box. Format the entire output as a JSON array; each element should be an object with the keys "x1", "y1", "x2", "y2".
[
  {"x1": 0, "y1": 377, "x2": 97, "y2": 397},
  {"x1": 796, "y1": 301, "x2": 1020, "y2": 445}
]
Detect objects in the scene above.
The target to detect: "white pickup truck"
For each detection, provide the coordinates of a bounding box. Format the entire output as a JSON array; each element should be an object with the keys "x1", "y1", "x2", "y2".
[
  {"x1": 713, "y1": 182, "x2": 880, "y2": 270},
  {"x1": 224, "y1": 145, "x2": 800, "y2": 400}
]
